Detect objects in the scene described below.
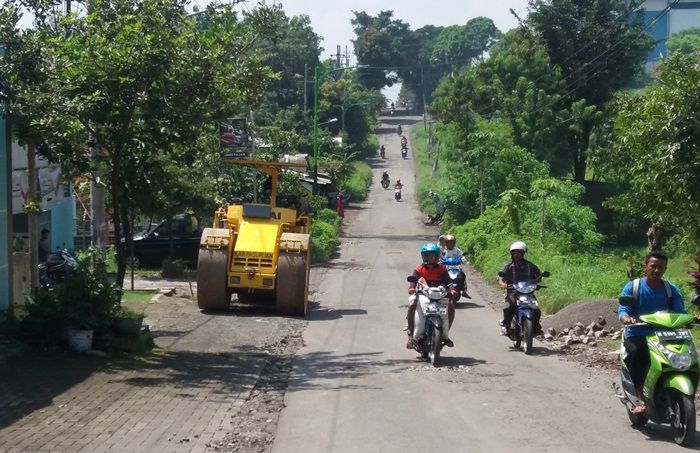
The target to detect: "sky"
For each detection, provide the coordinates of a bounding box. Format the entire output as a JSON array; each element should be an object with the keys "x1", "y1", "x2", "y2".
[{"x1": 266, "y1": 0, "x2": 531, "y2": 59}]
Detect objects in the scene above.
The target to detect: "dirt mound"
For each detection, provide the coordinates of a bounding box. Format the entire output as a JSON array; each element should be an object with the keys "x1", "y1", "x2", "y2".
[{"x1": 542, "y1": 299, "x2": 622, "y2": 334}]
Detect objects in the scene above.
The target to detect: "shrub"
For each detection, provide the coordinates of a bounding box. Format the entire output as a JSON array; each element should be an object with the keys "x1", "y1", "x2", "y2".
[
  {"x1": 342, "y1": 161, "x2": 372, "y2": 202},
  {"x1": 311, "y1": 220, "x2": 340, "y2": 262}
]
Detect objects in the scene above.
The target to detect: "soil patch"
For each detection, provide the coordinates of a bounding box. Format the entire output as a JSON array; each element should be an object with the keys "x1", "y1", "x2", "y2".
[{"x1": 542, "y1": 299, "x2": 622, "y2": 334}]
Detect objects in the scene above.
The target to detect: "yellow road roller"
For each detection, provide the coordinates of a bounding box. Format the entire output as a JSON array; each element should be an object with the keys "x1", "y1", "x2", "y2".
[{"x1": 197, "y1": 160, "x2": 311, "y2": 316}]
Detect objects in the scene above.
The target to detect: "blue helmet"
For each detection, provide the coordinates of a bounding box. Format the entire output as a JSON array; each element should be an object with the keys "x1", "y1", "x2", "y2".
[{"x1": 421, "y1": 243, "x2": 441, "y2": 264}]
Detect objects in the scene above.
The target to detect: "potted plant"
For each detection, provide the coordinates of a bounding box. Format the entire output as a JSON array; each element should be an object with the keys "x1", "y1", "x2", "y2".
[
  {"x1": 22, "y1": 247, "x2": 122, "y2": 352},
  {"x1": 113, "y1": 307, "x2": 145, "y2": 336}
]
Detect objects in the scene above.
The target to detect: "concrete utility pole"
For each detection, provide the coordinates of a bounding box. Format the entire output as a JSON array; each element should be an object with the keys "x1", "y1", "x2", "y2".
[{"x1": 27, "y1": 144, "x2": 38, "y2": 289}]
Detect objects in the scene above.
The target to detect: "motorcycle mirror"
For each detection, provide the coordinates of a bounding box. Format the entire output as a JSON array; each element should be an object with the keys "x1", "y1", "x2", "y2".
[
  {"x1": 541, "y1": 271, "x2": 551, "y2": 278},
  {"x1": 618, "y1": 295, "x2": 637, "y2": 308},
  {"x1": 691, "y1": 293, "x2": 700, "y2": 308},
  {"x1": 407, "y1": 276, "x2": 418, "y2": 283}
]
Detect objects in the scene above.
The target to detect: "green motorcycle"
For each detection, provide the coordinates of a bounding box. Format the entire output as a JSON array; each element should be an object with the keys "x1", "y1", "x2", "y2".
[{"x1": 615, "y1": 298, "x2": 700, "y2": 446}]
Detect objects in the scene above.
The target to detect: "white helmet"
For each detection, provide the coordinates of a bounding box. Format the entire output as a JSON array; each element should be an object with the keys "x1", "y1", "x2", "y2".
[
  {"x1": 509, "y1": 241, "x2": 527, "y2": 259},
  {"x1": 509, "y1": 241, "x2": 527, "y2": 252}
]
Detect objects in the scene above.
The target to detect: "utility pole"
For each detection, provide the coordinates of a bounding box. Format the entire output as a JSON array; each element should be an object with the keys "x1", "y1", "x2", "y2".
[
  {"x1": 27, "y1": 144, "x2": 38, "y2": 289},
  {"x1": 303, "y1": 63, "x2": 308, "y2": 115}
]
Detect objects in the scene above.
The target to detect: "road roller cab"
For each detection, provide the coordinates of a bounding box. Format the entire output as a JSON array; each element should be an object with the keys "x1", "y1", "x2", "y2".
[{"x1": 197, "y1": 161, "x2": 311, "y2": 316}]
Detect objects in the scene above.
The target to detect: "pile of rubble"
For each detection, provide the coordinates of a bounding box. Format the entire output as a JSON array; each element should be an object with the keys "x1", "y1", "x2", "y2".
[{"x1": 540, "y1": 316, "x2": 623, "y2": 350}]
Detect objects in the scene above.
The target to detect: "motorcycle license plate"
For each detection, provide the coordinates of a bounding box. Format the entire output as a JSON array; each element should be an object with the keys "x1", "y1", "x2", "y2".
[
  {"x1": 426, "y1": 304, "x2": 447, "y2": 315},
  {"x1": 656, "y1": 329, "x2": 691, "y2": 341}
]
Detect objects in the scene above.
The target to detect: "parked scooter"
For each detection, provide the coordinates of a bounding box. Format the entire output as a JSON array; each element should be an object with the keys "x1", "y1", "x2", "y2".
[
  {"x1": 498, "y1": 270, "x2": 550, "y2": 354},
  {"x1": 441, "y1": 256, "x2": 468, "y2": 299},
  {"x1": 39, "y1": 248, "x2": 77, "y2": 287},
  {"x1": 406, "y1": 276, "x2": 452, "y2": 367},
  {"x1": 613, "y1": 295, "x2": 700, "y2": 446}
]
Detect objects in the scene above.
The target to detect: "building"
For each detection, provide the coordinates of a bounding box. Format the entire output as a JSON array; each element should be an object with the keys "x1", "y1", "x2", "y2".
[{"x1": 642, "y1": 0, "x2": 700, "y2": 66}]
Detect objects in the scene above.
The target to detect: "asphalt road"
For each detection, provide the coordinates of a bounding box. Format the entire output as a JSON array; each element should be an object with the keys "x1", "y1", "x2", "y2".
[{"x1": 271, "y1": 115, "x2": 686, "y2": 452}]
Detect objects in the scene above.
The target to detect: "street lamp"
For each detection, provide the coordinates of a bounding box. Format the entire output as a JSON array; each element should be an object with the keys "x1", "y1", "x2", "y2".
[{"x1": 312, "y1": 64, "x2": 367, "y2": 195}]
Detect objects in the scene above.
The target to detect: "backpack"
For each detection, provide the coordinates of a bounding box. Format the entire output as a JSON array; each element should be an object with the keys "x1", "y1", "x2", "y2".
[{"x1": 632, "y1": 278, "x2": 673, "y2": 309}]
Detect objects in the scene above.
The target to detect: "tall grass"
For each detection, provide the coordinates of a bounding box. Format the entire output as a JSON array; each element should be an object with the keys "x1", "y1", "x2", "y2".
[{"x1": 343, "y1": 161, "x2": 372, "y2": 202}]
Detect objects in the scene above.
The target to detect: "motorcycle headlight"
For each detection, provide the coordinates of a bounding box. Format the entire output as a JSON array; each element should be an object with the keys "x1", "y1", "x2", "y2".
[{"x1": 658, "y1": 343, "x2": 695, "y2": 370}]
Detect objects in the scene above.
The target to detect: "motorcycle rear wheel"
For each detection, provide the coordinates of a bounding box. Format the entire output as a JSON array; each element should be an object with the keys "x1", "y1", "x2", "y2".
[
  {"x1": 523, "y1": 318, "x2": 534, "y2": 355},
  {"x1": 669, "y1": 389, "x2": 696, "y2": 446}
]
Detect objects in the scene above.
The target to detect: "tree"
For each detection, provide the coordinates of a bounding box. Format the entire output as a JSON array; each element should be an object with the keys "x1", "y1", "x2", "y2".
[
  {"x1": 431, "y1": 17, "x2": 499, "y2": 70},
  {"x1": 526, "y1": 0, "x2": 653, "y2": 180},
  {"x1": 0, "y1": 0, "x2": 276, "y2": 286},
  {"x1": 595, "y1": 53, "x2": 700, "y2": 245},
  {"x1": 351, "y1": 10, "x2": 418, "y2": 90},
  {"x1": 667, "y1": 27, "x2": 700, "y2": 56}
]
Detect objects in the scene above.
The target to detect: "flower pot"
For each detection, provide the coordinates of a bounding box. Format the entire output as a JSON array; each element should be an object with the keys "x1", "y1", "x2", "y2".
[
  {"x1": 67, "y1": 329, "x2": 93, "y2": 353},
  {"x1": 114, "y1": 316, "x2": 144, "y2": 336}
]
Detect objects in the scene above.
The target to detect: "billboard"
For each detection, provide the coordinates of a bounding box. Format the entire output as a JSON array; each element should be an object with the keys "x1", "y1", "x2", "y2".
[{"x1": 220, "y1": 118, "x2": 252, "y2": 158}]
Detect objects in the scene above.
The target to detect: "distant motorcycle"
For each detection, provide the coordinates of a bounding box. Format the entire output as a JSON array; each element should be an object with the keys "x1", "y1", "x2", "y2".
[
  {"x1": 381, "y1": 174, "x2": 390, "y2": 189},
  {"x1": 498, "y1": 270, "x2": 550, "y2": 354},
  {"x1": 406, "y1": 276, "x2": 454, "y2": 367},
  {"x1": 394, "y1": 187, "x2": 402, "y2": 201},
  {"x1": 401, "y1": 146, "x2": 408, "y2": 159},
  {"x1": 380, "y1": 146, "x2": 386, "y2": 159},
  {"x1": 39, "y1": 249, "x2": 77, "y2": 287},
  {"x1": 397, "y1": 125, "x2": 402, "y2": 135}
]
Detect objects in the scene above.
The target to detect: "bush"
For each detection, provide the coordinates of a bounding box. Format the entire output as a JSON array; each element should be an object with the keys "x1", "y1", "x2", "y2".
[
  {"x1": 342, "y1": 161, "x2": 372, "y2": 202},
  {"x1": 311, "y1": 219, "x2": 340, "y2": 262},
  {"x1": 22, "y1": 248, "x2": 122, "y2": 344}
]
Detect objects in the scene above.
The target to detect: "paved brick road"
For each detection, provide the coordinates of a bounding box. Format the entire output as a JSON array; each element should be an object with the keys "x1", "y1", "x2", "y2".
[{"x1": 0, "y1": 291, "x2": 297, "y2": 453}]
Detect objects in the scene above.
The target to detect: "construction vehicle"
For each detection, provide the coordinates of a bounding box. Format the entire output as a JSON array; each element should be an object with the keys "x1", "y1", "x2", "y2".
[{"x1": 197, "y1": 160, "x2": 311, "y2": 316}]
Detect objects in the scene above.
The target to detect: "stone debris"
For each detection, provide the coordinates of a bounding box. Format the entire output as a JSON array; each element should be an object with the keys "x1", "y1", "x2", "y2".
[{"x1": 541, "y1": 316, "x2": 622, "y2": 352}]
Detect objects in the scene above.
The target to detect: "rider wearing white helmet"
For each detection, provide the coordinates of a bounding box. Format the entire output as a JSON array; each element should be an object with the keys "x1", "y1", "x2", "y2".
[{"x1": 497, "y1": 241, "x2": 542, "y2": 335}]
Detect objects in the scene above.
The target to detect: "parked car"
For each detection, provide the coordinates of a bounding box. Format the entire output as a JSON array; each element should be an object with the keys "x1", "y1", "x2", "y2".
[{"x1": 127, "y1": 214, "x2": 201, "y2": 269}]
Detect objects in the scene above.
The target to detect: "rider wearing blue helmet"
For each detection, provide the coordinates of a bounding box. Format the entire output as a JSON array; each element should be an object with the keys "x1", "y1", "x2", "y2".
[{"x1": 406, "y1": 243, "x2": 458, "y2": 348}]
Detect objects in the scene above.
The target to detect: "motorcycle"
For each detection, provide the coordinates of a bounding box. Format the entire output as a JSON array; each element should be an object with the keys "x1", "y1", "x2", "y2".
[
  {"x1": 613, "y1": 295, "x2": 700, "y2": 446},
  {"x1": 380, "y1": 147, "x2": 386, "y2": 159},
  {"x1": 381, "y1": 175, "x2": 390, "y2": 189},
  {"x1": 394, "y1": 187, "x2": 402, "y2": 201},
  {"x1": 397, "y1": 125, "x2": 402, "y2": 135},
  {"x1": 498, "y1": 270, "x2": 550, "y2": 354},
  {"x1": 39, "y1": 248, "x2": 77, "y2": 287},
  {"x1": 441, "y1": 256, "x2": 468, "y2": 298},
  {"x1": 401, "y1": 146, "x2": 408, "y2": 159},
  {"x1": 406, "y1": 276, "x2": 452, "y2": 367}
]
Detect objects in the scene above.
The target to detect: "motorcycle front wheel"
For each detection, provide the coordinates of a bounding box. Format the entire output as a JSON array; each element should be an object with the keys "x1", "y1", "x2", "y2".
[
  {"x1": 511, "y1": 326, "x2": 521, "y2": 349},
  {"x1": 669, "y1": 388, "x2": 696, "y2": 446},
  {"x1": 429, "y1": 325, "x2": 441, "y2": 367},
  {"x1": 523, "y1": 318, "x2": 534, "y2": 355}
]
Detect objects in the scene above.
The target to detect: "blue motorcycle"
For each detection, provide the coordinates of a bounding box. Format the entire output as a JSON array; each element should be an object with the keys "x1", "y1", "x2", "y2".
[
  {"x1": 441, "y1": 256, "x2": 468, "y2": 298},
  {"x1": 499, "y1": 271, "x2": 550, "y2": 354}
]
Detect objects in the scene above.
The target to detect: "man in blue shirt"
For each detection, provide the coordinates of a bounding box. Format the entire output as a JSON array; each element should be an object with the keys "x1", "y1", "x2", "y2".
[{"x1": 618, "y1": 251, "x2": 685, "y2": 413}]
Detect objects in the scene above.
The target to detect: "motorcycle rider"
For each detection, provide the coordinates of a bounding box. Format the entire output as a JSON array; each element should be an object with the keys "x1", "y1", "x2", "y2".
[
  {"x1": 380, "y1": 144, "x2": 386, "y2": 157},
  {"x1": 394, "y1": 179, "x2": 402, "y2": 190},
  {"x1": 618, "y1": 251, "x2": 686, "y2": 414},
  {"x1": 497, "y1": 241, "x2": 542, "y2": 336},
  {"x1": 381, "y1": 170, "x2": 390, "y2": 182},
  {"x1": 441, "y1": 234, "x2": 470, "y2": 298},
  {"x1": 406, "y1": 243, "x2": 459, "y2": 349},
  {"x1": 397, "y1": 124, "x2": 402, "y2": 135}
]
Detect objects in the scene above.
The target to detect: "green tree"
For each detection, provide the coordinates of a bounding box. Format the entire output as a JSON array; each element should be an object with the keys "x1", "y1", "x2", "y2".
[
  {"x1": 526, "y1": 0, "x2": 653, "y2": 180},
  {"x1": 595, "y1": 53, "x2": 700, "y2": 245},
  {"x1": 431, "y1": 17, "x2": 499, "y2": 69},
  {"x1": 667, "y1": 27, "x2": 700, "y2": 55},
  {"x1": 0, "y1": 0, "x2": 276, "y2": 285},
  {"x1": 351, "y1": 10, "x2": 418, "y2": 90}
]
